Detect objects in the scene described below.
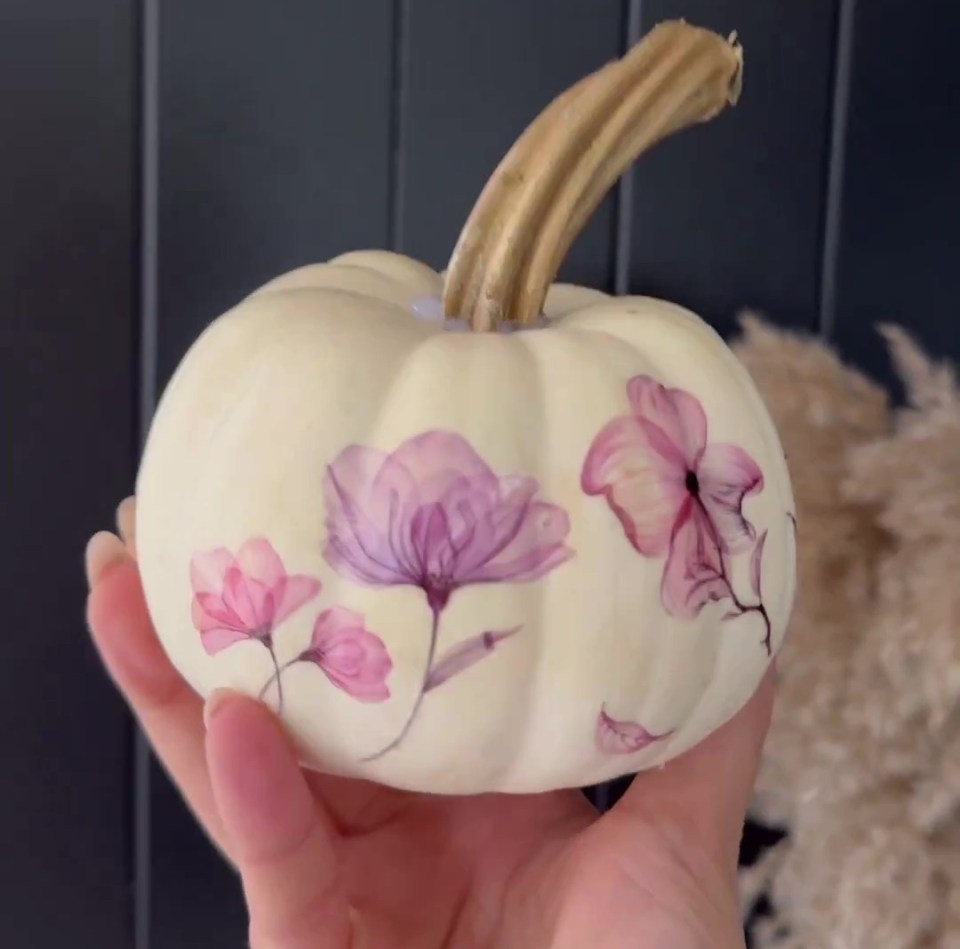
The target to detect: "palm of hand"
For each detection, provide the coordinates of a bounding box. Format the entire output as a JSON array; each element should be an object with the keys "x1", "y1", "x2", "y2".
[
  {"x1": 314, "y1": 784, "x2": 741, "y2": 948},
  {"x1": 86, "y1": 502, "x2": 767, "y2": 949}
]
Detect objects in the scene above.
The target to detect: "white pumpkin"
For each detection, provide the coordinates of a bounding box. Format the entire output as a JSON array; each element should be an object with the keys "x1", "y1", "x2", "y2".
[{"x1": 136, "y1": 21, "x2": 796, "y2": 794}]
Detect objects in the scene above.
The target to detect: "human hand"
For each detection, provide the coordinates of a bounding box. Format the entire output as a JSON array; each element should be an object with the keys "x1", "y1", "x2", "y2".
[{"x1": 86, "y1": 498, "x2": 772, "y2": 949}]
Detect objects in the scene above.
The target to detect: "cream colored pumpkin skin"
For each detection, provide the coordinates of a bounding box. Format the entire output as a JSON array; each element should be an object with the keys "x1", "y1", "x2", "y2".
[{"x1": 135, "y1": 249, "x2": 796, "y2": 795}]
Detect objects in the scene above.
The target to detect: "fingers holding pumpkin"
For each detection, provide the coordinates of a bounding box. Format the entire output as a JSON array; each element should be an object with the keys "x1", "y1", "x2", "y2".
[
  {"x1": 613, "y1": 666, "x2": 776, "y2": 874},
  {"x1": 203, "y1": 692, "x2": 352, "y2": 948},
  {"x1": 116, "y1": 494, "x2": 137, "y2": 555},
  {"x1": 85, "y1": 512, "x2": 231, "y2": 858}
]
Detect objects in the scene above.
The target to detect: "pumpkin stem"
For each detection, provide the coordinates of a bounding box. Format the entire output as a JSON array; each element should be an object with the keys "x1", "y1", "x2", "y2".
[{"x1": 442, "y1": 20, "x2": 743, "y2": 332}]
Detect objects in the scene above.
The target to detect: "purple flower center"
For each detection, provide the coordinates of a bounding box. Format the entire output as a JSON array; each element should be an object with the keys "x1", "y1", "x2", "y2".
[
  {"x1": 424, "y1": 573, "x2": 454, "y2": 613},
  {"x1": 685, "y1": 469, "x2": 700, "y2": 497}
]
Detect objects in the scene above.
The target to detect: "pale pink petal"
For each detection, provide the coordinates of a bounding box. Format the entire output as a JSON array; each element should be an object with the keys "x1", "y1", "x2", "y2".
[
  {"x1": 199, "y1": 625, "x2": 254, "y2": 655},
  {"x1": 272, "y1": 574, "x2": 322, "y2": 625},
  {"x1": 189, "y1": 548, "x2": 236, "y2": 596},
  {"x1": 189, "y1": 539, "x2": 314, "y2": 651},
  {"x1": 596, "y1": 706, "x2": 672, "y2": 754},
  {"x1": 372, "y1": 434, "x2": 505, "y2": 580},
  {"x1": 378, "y1": 431, "x2": 497, "y2": 505},
  {"x1": 192, "y1": 592, "x2": 244, "y2": 633},
  {"x1": 581, "y1": 416, "x2": 688, "y2": 556},
  {"x1": 325, "y1": 430, "x2": 573, "y2": 597},
  {"x1": 450, "y1": 476, "x2": 539, "y2": 578},
  {"x1": 308, "y1": 605, "x2": 365, "y2": 649},
  {"x1": 660, "y1": 501, "x2": 733, "y2": 619},
  {"x1": 750, "y1": 530, "x2": 768, "y2": 598},
  {"x1": 626, "y1": 375, "x2": 707, "y2": 468},
  {"x1": 424, "y1": 627, "x2": 520, "y2": 692},
  {"x1": 697, "y1": 443, "x2": 764, "y2": 552},
  {"x1": 235, "y1": 538, "x2": 287, "y2": 589},
  {"x1": 325, "y1": 533, "x2": 408, "y2": 587},
  {"x1": 470, "y1": 501, "x2": 573, "y2": 582},
  {"x1": 409, "y1": 502, "x2": 455, "y2": 578},
  {"x1": 324, "y1": 452, "x2": 413, "y2": 586},
  {"x1": 303, "y1": 607, "x2": 392, "y2": 703},
  {"x1": 221, "y1": 568, "x2": 272, "y2": 631}
]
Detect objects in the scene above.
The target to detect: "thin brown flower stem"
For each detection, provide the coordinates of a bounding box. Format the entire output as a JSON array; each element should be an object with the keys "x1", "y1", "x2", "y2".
[
  {"x1": 270, "y1": 648, "x2": 283, "y2": 711},
  {"x1": 442, "y1": 20, "x2": 743, "y2": 331},
  {"x1": 361, "y1": 606, "x2": 443, "y2": 763},
  {"x1": 258, "y1": 653, "x2": 296, "y2": 706},
  {"x1": 730, "y1": 594, "x2": 773, "y2": 658},
  {"x1": 720, "y1": 533, "x2": 773, "y2": 657}
]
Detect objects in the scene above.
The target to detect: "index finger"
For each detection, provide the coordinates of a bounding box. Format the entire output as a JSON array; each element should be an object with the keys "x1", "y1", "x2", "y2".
[{"x1": 85, "y1": 529, "x2": 232, "y2": 858}]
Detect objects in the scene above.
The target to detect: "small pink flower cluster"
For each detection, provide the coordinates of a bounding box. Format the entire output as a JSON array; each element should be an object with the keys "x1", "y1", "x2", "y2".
[{"x1": 191, "y1": 538, "x2": 391, "y2": 708}]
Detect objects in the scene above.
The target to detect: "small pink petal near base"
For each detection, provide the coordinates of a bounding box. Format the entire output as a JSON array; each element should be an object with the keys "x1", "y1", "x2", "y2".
[{"x1": 596, "y1": 706, "x2": 673, "y2": 755}]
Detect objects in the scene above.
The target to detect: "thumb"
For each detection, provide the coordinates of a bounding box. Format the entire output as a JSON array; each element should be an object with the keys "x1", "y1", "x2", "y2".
[
  {"x1": 204, "y1": 692, "x2": 352, "y2": 948},
  {"x1": 614, "y1": 666, "x2": 776, "y2": 872}
]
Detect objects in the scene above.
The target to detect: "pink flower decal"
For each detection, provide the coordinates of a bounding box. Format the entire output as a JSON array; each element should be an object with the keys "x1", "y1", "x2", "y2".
[
  {"x1": 324, "y1": 430, "x2": 573, "y2": 611},
  {"x1": 190, "y1": 539, "x2": 321, "y2": 653},
  {"x1": 323, "y1": 430, "x2": 574, "y2": 761},
  {"x1": 189, "y1": 538, "x2": 322, "y2": 712},
  {"x1": 582, "y1": 375, "x2": 775, "y2": 654},
  {"x1": 257, "y1": 606, "x2": 393, "y2": 705},
  {"x1": 596, "y1": 706, "x2": 673, "y2": 755},
  {"x1": 299, "y1": 608, "x2": 392, "y2": 702},
  {"x1": 190, "y1": 538, "x2": 322, "y2": 713}
]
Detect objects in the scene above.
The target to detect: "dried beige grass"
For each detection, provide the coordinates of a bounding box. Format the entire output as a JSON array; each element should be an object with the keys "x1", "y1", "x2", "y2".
[{"x1": 733, "y1": 315, "x2": 960, "y2": 948}]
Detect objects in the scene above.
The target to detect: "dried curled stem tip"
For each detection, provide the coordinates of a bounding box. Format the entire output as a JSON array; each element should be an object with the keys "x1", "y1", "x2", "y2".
[{"x1": 442, "y1": 20, "x2": 744, "y2": 332}]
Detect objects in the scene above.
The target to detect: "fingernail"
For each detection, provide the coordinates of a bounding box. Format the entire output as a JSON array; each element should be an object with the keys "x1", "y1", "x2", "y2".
[
  {"x1": 203, "y1": 688, "x2": 240, "y2": 730},
  {"x1": 116, "y1": 496, "x2": 137, "y2": 552},
  {"x1": 85, "y1": 531, "x2": 130, "y2": 589}
]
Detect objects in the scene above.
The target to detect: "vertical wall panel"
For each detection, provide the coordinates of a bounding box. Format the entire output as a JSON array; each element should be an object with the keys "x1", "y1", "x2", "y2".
[
  {"x1": 828, "y1": 0, "x2": 960, "y2": 381},
  {"x1": 151, "y1": 3, "x2": 396, "y2": 946},
  {"x1": 626, "y1": 0, "x2": 839, "y2": 336},
  {"x1": 396, "y1": 0, "x2": 625, "y2": 288},
  {"x1": 155, "y1": 2, "x2": 397, "y2": 389},
  {"x1": 0, "y1": 2, "x2": 137, "y2": 946}
]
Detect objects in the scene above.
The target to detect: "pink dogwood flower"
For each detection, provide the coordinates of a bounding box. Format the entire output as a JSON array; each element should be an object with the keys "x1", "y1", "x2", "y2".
[
  {"x1": 298, "y1": 607, "x2": 392, "y2": 702},
  {"x1": 190, "y1": 538, "x2": 321, "y2": 654},
  {"x1": 323, "y1": 430, "x2": 573, "y2": 612},
  {"x1": 596, "y1": 705, "x2": 672, "y2": 755},
  {"x1": 582, "y1": 375, "x2": 764, "y2": 620}
]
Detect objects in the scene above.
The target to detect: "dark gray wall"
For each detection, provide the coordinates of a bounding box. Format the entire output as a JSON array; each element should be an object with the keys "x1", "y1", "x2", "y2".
[
  {"x1": 1, "y1": 2, "x2": 136, "y2": 947},
  {"x1": 2, "y1": 1, "x2": 957, "y2": 946}
]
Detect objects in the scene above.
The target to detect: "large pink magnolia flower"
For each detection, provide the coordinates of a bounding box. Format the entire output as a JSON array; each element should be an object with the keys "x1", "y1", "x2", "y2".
[
  {"x1": 582, "y1": 375, "x2": 764, "y2": 619},
  {"x1": 297, "y1": 607, "x2": 392, "y2": 702},
  {"x1": 323, "y1": 431, "x2": 574, "y2": 612},
  {"x1": 190, "y1": 538, "x2": 321, "y2": 654}
]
